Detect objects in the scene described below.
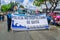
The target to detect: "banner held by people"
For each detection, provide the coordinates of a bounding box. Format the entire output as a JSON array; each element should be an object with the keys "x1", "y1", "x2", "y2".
[{"x1": 11, "y1": 13, "x2": 49, "y2": 31}]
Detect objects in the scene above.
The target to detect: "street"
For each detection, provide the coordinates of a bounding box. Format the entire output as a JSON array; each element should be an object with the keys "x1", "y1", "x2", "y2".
[
  {"x1": 0, "y1": 20, "x2": 60, "y2": 40},
  {"x1": 0, "y1": 0, "x2": 60, "y2": 40}
]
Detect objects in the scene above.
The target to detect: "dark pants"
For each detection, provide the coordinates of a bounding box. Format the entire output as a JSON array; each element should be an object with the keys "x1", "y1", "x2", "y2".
[
  {"x1": 48, "y1": 20, "x2": 51, "y2": 24},
  {"x1": 53, "y1": 19, "x2": 56, "y2": 26},
  {"x1": 0, "y1": 16, "x2": 1, "y2": 21},
  {"x1": 0, "y1": 15, "x2": 4, "y2": 21},
  {"x1": 2, "y1": 15, "x2": 4, "y2": 21},
  {"x1": 7, "y1": 17, "x2": 11, "y2": 32}
]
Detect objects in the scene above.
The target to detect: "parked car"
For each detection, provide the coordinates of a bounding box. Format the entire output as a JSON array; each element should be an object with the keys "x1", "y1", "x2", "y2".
[
  {"x1": 55, "y1": 13, "x2": 60, "y2": 25},
  {"x1": 50, "y1": 12, "x2": 60, "y2": 25}
]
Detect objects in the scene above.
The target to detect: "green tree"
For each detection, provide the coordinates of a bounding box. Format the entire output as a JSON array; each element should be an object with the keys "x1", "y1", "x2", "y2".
[
  {"x1": 33, "y1": 0, "x2": 59, "y2": 13},
  {"x1": 19, "y1": 5, "x2": 24, "y2": 8},
  {"x1": 1, "y1": 4, "x2": 11, "y2": 12},
  {"x1": 33, "y1": 0, "x2": 44, "y2": 6},
  {"x1": 1, "y1": 2, "x2": 19, "y2": 12},
  {"x1": 8, "y1": 2, "x2": 19, "y2": 11}
]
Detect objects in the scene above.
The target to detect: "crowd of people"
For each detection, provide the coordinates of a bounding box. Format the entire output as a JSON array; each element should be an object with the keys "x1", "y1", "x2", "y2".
[
  {"x1": 0, "y1": 5, "x2": 58, "y2": 32},
  {"x1": 0, "y1": 13, "x2": 4, "y2": 21}
]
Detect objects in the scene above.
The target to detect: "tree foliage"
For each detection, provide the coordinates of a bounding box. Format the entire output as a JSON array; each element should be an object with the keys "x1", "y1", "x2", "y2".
[
  {"x1": 19, "y1": 5, "x2": 24, "y2": 8},
  {"x1": 33, "y1": 0, "x2": 59, "y2": 12},
  {"x1": 33, "y1": 0, "x2": 45, "y2": 6},
  {"x1": 1, "y1": 2, "x2": 19, "y2": 12},
  {"x1": 1, "y1": 4, "x2": 11, "y2": 12}
]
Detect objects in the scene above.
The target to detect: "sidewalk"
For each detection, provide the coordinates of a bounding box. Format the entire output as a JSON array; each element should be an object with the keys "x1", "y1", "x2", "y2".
[{"x1": 0, "y1": 21, "x2": 60, "y2": 40}]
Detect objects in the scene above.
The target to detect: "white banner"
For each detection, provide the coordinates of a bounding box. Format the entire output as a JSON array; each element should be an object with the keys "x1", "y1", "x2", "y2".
[{"x1": 11, "y1": 14, "x2": 49, "y2": 30}]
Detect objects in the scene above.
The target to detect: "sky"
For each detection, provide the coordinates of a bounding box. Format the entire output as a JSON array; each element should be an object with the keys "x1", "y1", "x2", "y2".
[
  {"x1": 1, "y1": 0, "x2": 36, "y2": 9},
  {"x1": 1, "y1": 0, "x2": 34, "y2": 5},
  {"x1": 1, "y1": 0, "x2": 60, "y2": 9}
]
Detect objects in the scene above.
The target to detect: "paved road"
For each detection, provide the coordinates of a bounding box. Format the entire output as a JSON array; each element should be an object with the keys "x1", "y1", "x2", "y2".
[{"x1": 0, "y1": 20, "x2": 60, "y2": 40}]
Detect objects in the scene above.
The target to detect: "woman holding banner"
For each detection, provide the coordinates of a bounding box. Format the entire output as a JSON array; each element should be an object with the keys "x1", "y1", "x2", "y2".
[
  {"x1": 7, "y1": 5, "x2": 24, "y2": 32},
  {"x1": 7, "y1": 11, "x2": 11, "y2": 32},
  {"x1": 7, "y1": 5, "x2": 18, "y2": 32}
]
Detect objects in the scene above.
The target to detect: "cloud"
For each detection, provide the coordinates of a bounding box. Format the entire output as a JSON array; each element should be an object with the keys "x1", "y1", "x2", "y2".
[
  {"x1": 22, "y1": 0, "x2": 34, "y2": 8},
  {"x1": 15, "y1": 0, "x2": 24, "y2": 3},
  {"x1": 29, "y1": 0, "x2": 34, "y2": 3},
  {"x1": 23, "y1": 0, "x2": 28, "y2": 5},
  {"x1": 4, "y1": 0, "x2": 11, "y2": 4},
  {"x1": 1, "y1": 0, "x2": 11, "y2": 5},
  {"x1": 1, "y1": 0, "x2": 33, "y2": 5}
]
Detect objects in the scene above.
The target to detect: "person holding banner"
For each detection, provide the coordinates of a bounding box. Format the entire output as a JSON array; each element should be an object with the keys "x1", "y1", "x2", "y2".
[
  {"x1": 47, "y1": 14, "x2": 52, "y2": 24},
  {"x1": 7, "y1": 11, "x2": 11, "y2": 32},
  {"x1": 13, "y1": 5, "x2": 25, "y2": 14},
  {"x1": 7, "y1": 5, "x2": 18, "y2": 32}
]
